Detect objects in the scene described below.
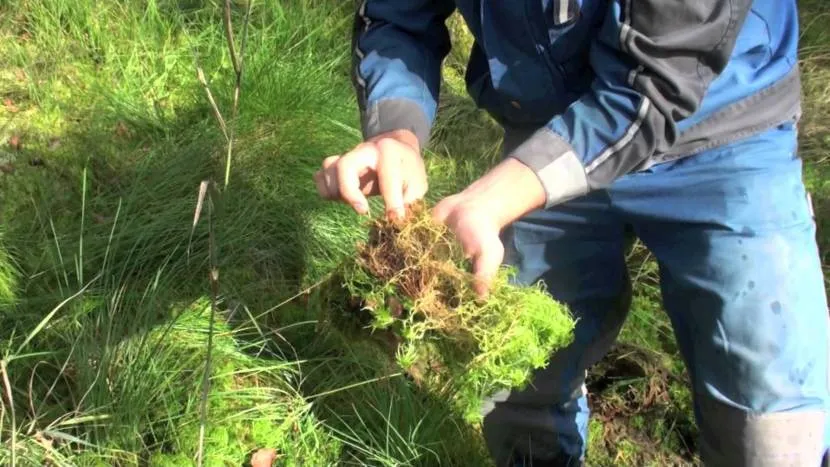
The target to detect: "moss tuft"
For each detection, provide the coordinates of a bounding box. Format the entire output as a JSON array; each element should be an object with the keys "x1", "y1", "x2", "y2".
[{"x1": 320, "y1": 202, "x2": 575, "y2": 422}]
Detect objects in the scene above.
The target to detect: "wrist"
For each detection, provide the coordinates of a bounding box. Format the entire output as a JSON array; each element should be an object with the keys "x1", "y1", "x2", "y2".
[
  {"x1": 458, "y1": 158, "x2": 546, "y2": 230},
  {"x1": 367, "y1": 129, "x2": 421, "y2": 155},
  {"x1": 361, "y1": 99, "x2": 431, "y2": 151}
]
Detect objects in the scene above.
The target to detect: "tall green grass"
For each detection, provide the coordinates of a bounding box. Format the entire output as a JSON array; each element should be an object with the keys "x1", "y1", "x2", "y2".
[{"x1": 0, "y1": 0, "x2": 492, "y2": 465}]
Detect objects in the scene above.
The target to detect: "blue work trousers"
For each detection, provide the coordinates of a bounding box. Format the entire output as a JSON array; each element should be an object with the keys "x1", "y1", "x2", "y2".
[{"x1": 483, "y1": 122, "x2": 829, "y2": 466}]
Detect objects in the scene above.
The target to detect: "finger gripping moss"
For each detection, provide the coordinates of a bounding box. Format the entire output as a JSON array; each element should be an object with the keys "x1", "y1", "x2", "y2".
[{"x1": 321, "y1": 202, "x2": 575, "y2": 423}]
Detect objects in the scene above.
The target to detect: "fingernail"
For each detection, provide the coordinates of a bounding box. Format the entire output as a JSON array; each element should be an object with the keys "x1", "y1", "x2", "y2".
[{"x1": 386, "y1": 206, "x2": 405, "y2": 221}]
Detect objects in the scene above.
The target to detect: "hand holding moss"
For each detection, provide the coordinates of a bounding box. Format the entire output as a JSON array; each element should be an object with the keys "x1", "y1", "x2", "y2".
[
  {"x1": 314, "y1": 129, "x2": 427, "y2": 219},
  {"x1": 433, "y1": 157, "x2": 547, "y2": 297},
  {"x1": 318, "y1": 202, "x2": 575, "y2": 422},
  {"x1": 432, "y1": 195, "x2": 504, "y2": 298}
]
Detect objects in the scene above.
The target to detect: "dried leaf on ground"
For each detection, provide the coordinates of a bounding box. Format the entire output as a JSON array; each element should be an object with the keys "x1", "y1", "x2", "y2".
[
  {"x1": 8, "y1": 135, "x2": 21, "y2": 151},
  {"x1": 3, "y1": 98, "x2": 19, "y2": 113},
  {"x1": 114, "y1": 121, "x2": 132, "y2": 139},
  {"x1": 250, "y1": 448, "x2": 278, "y2": 467}
]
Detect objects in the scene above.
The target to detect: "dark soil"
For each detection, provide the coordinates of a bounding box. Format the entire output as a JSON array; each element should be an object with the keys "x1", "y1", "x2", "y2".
[{"x1": 587, "y1": 343, "x2": 698, "y2": 466}]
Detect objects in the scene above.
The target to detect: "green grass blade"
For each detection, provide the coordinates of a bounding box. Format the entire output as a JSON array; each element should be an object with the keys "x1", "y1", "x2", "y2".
[{"x1": 15, "y1": 274, "x2": 101, "y2": 355}]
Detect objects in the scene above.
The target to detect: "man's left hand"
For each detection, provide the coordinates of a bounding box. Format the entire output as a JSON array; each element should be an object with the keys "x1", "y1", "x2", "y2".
[
  {"x1": 433, "y1": 193, "x2": 505, "y2": 298},
  {"x1": 432, "y1": 158, "x2": 547, "y2": 298}
]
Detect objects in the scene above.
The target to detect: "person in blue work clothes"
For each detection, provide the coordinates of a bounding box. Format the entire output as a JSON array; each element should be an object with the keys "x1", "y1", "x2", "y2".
[{"x1": 314, "y1": 1, "x2": 829, "y2": 465}]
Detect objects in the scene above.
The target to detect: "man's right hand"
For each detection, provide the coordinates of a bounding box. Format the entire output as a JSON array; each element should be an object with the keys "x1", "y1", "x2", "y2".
[{"x1": 314, "y1": 129, "x2": 427, "y2": 220}]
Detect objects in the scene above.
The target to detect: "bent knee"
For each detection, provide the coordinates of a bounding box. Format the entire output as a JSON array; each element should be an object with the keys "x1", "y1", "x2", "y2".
[{"x1": 698, "y1": 395, "x2": 826, "y2": 467}]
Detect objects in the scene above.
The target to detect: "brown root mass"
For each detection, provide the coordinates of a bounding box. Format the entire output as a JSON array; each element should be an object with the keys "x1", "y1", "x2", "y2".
[{"x1": 356, "y1": 201, "x2": 470, "y2": 329}]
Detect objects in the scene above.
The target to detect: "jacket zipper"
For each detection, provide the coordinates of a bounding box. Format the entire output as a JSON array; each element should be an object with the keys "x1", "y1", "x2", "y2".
[{"x1": 522, "y1": 0, "x2": 573, "y2": 86}]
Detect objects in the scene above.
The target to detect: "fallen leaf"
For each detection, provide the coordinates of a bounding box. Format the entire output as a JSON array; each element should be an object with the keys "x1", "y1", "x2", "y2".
[
  {"x1": 33, "y1": 431, "x2": 53, "y2": 450},
  {"x1": 48, "y1": 137, "x2": 62, "y2": 150},
  {"x1": 250, "y1": 448, "x2": 278, "y2": 467},
  {"x1": 114, "y1": 121, "x2": 131, "y2": 139},
  {"x1": 3, "y1": 98, "x2": 19, "y2": 113},
  {"x1": 8, "y1": 135, "x2": 21, "y2": 151},
  {"x1": 0, "y1": 163, "x2": 14, "y2": 174}
]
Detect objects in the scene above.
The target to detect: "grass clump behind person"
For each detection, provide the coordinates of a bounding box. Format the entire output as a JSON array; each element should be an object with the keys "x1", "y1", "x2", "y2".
[{"x1": 320, "y1": 202, "x2": 575, "y2": 423}]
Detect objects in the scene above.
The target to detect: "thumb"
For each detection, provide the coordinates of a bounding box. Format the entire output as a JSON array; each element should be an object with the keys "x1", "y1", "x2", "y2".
[
  {"x1": 472, "y1": 239, "x2": 505, "y2": 299},
  {"x1": 431, "y1": 195, "x2": 459, "y2": 225}
]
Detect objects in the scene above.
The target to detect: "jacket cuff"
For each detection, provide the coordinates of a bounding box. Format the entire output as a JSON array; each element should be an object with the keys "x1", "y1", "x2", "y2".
[
  {"x1": 508, "y1": 128, "x2": 589, "y2": 208},
  {"x1": 361, "y1": 98, "x2": 431, "y2": 150}
]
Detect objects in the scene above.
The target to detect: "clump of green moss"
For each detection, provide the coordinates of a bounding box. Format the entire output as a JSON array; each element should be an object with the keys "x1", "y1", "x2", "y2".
[{"x1": 320, "y1": 202, "x2": 574, "y2": 422}]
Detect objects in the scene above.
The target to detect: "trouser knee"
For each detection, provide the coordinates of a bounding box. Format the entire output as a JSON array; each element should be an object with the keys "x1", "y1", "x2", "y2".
[{"x1": 698, "y1": 395, "x2": 826, "y2": 467}]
